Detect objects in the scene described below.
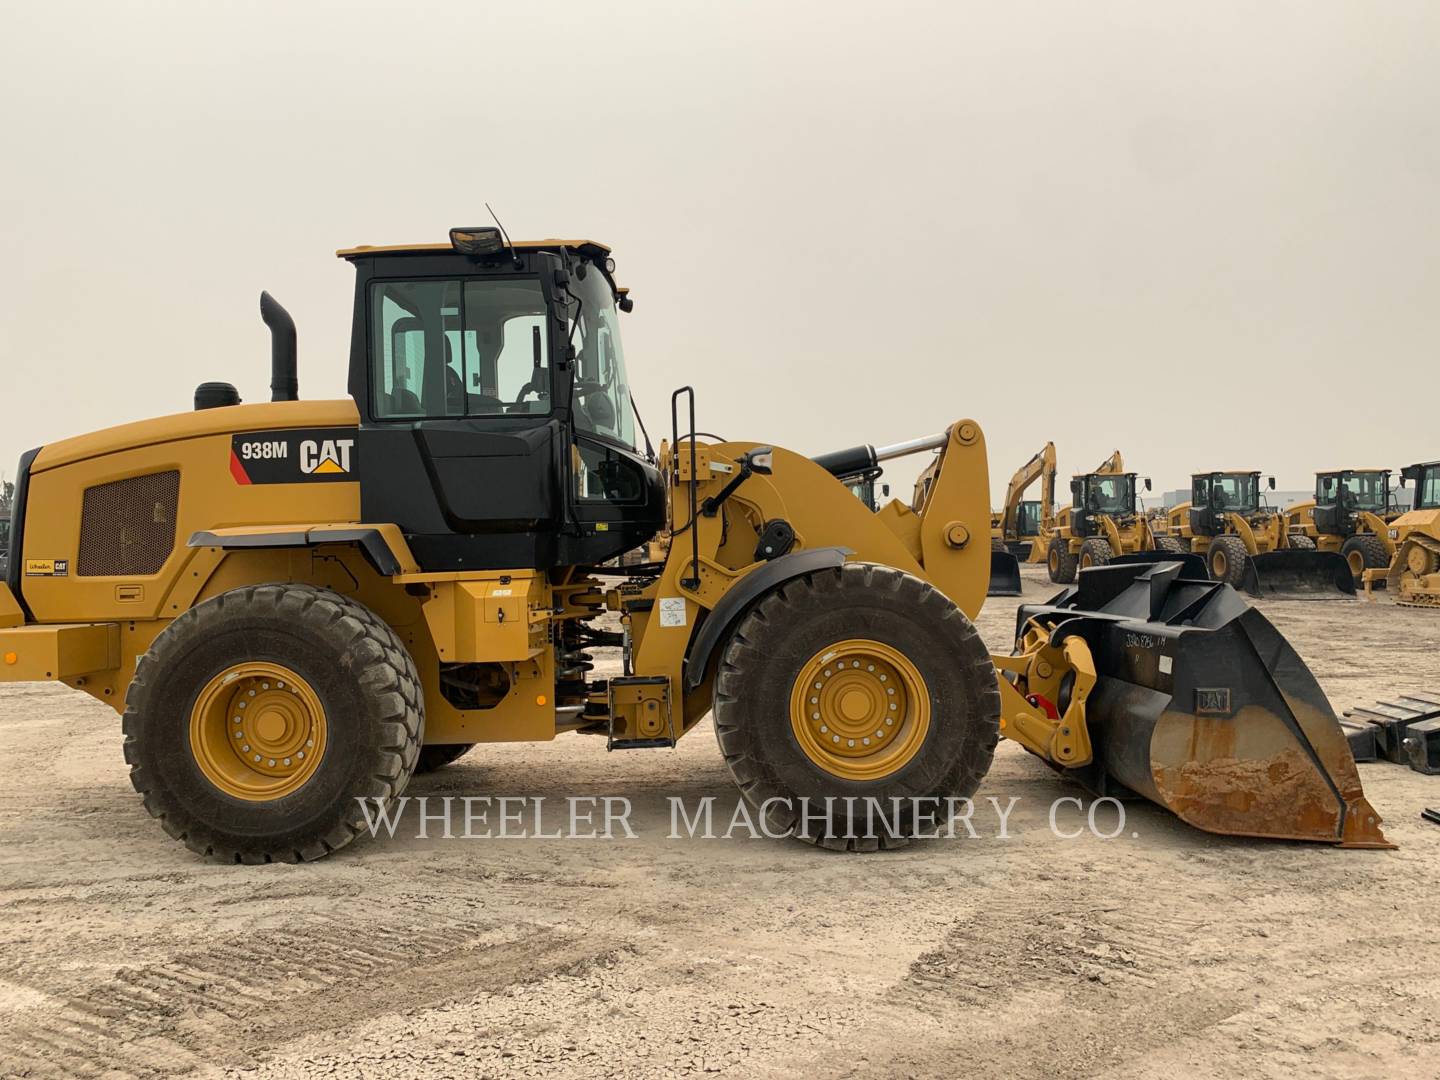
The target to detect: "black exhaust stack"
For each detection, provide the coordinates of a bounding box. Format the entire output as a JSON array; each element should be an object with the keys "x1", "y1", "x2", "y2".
[{"x1": 260, "y1": 291, "x2": 298, "y2": 402}]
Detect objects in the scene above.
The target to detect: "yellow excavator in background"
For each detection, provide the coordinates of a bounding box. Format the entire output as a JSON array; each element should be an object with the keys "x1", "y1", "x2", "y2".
[
  {"x1": 1286, "y1": 469, "x2": 1399, "y2": 584},
  {"x1": 1368, "y1": 460, "x2": 1440, "y2": 607},
  {"x1": 991, "y1": 441, "x2": 1055, "y2": 563},
  {"x1": 1165, "y1": 471, "x2": 1354, "y2": 598},
  {"x1": 0, "y1": 229, "x2": 1389, "y2": 860}
]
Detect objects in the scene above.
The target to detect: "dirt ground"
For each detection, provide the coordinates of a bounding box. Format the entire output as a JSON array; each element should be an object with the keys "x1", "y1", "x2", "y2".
[{"x1": 1, "y1": 565, "x2": 1438, "y2": 1079}]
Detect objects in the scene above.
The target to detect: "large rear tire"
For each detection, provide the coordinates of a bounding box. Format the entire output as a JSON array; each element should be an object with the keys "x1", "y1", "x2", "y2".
[
  {"x1": 1207, "y1": 535, "x2": 1251, "y2": 587},
  {"x1": 1341, "y1": 534, "x2": 1389, "y2": 581},
  {"x1": 1047, "y1": 536, "x2": 1078, "y2": 584},
  {"x1": 712, "y1": 563, "x2": 1000, "y2": 851},
  {"x1": 1078, "y1": 538, "x2": 1113, "y2": 571},
  {"x1": 123, "y1": 584, "x2": 424, "y2": 863}
]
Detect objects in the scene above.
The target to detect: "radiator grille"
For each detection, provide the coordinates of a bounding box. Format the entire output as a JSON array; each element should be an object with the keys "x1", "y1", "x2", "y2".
[{"x1": 77, "y1": 471, "x2": 181, "y2": 577}]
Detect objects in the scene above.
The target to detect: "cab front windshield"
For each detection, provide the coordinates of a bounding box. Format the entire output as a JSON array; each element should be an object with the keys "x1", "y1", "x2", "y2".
[
  {"x1": 1082, "y1": 475, "x2": 1134, "y2": 515},
  {"x1": 567, "y1": 269, "x2": 636, "y2": 449},
  {"x1": 1210, "y1": 473, "x2": 1259, "y2": 512},
  {"x1": 1420, "y1": 465, "x2": 1440, "y2": 510},
  {"x1": 1317, "y1": 471, "x2": 1389, "y2": 513}
]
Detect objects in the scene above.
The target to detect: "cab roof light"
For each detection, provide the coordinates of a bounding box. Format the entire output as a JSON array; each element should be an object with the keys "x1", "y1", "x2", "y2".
[{"x1": 449, "y1": 227, "x2": 505, "y2": 256}]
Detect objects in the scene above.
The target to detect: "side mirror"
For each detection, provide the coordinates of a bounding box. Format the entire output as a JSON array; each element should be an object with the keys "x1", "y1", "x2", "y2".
[
  {"x1": 881, "y1": 483, "x2": 890, "y2": 497},
  {"x1": 1144, "y1": 478, "x2": 1152, "y2": 492},
  {"x1": 1267, "y1": 476, "x2": 1276, "y2": 490}
]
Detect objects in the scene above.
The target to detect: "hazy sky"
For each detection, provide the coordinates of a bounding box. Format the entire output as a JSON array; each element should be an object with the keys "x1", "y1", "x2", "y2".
[{"x1": 2, "y1": 1, "x2": 1436, "y2": 503}]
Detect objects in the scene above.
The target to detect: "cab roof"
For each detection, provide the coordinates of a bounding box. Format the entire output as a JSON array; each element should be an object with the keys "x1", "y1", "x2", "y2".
[
  {"x1": 336, "y1": 238, "x2": 611, "y2": 260},
  {"x1": 1313, "y1": 467, "x2": 1390, "y2": 475}
]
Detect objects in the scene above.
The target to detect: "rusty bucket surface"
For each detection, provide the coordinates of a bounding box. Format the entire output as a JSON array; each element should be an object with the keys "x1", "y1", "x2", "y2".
[{"x1": 1017, "y1": 561, "x2": 1391, "y2": 848}]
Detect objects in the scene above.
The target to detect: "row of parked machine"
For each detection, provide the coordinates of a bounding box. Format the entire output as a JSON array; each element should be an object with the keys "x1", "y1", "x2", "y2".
[{"x1": 988, "y1": 445, "x2": 1440, "y2": 606}]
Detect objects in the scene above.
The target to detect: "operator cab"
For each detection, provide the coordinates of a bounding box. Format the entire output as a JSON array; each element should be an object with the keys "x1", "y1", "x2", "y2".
[
  {"x1": 1400, "y1": 461, "x2": 1440, "y2": 512},
  {"x1": 1015, "y1": 499, "x2": 1041, "y2": 539},
  {"x1": 340, "y1": 230, "x2": 664, "y2": 571},
  {"x1": 1070, "y1": 472, "x2": 1144, "y2": 537},
  {"x1": 1190, "y1": 470, "x2": 1273, "y2": 536},
  {"x1": 1313, "y1": 469, "x2": 1392, "y2": 535}
]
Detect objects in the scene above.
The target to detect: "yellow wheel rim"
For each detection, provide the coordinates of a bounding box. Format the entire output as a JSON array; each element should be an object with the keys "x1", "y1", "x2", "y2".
[
  {"x1": 1347, "y1": 549, "x2": 1365, "y2": 577},
  {"x1": 189, "y1": 662, "x2": 327, "y2": 801},
  {"x1": 1080, "y1": 552, "x2": 1093, "y2": 569},
  {"x1": 1048, "y1": 549, "x2": 1060, "y2": 575},
  {"x1": 789, "y1": 639, "x2": 930, "y2": 781},
  {"x1": 1212, "y1": 548, "x2": 1228, "y2": 578}
]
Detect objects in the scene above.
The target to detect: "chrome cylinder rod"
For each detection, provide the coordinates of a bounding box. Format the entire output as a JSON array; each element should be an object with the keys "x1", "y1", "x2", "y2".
[{"x1": 873, "y1": 432, "x2": 948, "y2": 462}]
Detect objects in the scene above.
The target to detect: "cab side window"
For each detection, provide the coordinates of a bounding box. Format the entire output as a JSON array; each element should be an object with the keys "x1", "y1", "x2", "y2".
[{"x1": 370, "y1": 278, "x2": 550, "y2": 420}]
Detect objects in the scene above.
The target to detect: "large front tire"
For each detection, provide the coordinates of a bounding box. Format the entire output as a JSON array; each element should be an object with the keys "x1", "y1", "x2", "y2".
[
  {"x1": 1048, "y1": 536, "x2": 1078, "y2": 584},
  {"x1": 1078, "y1": 538, "x2": 1113, "y2": 571},
  {"x1": 711, "y1": 563, "x2": 1001, "y2": 851},
  {"x1": 123, "y1": 584, "x2": 424, "y2": 863},
  {"x1": 1340, "y1": 534, "x2": 1389, "y2": 580},
  {"x1": 1207, "y1": 535, "x2": 1251, "y2": 587}
]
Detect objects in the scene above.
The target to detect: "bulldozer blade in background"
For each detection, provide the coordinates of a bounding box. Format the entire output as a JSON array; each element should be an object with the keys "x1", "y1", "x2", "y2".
[
  {"x1": 988, "y1": 550, "x2": 1023, "y2": 597},
  {"x1": 1018, "y1": 561, "x2": 1391, "y2": 848},
  {"x1": 1108, "y1": 550, "x2": 1210, "y2": 580},
  {"x1": 1242, "y1": 551, "x2": 1356, "y2": 600}
]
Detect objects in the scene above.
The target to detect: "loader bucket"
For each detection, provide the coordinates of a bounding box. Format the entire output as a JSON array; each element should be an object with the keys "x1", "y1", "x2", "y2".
[
  {"x1": 1018, "y1": 561, "x2": 1391, "y2": 847},
  {"x1": 988, "y1": 550, "x2": 1023, "y2": 597},
  {"x1": 1241, "y1": 551, "x2": 1356, "y2": 600}
]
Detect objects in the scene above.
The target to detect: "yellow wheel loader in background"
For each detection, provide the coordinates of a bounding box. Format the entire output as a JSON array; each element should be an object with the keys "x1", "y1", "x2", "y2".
[
  {"x1": 0, "y1": 229, "x2": 1388, "y2": 859},
  {"x1": 1042, "y1": 453, "x2": 1185, "y2": 584},
  {"x1": 1165, "y1": 471, "x2": 1355, "y2": 599},
  {"x1": 1286, "y1": 469, "x2": 1398, "y2": 584},
  {"x1": 1372, "y1": 460, "x2": 1440, "y2": 607},
  {"x1": 991, "y1": 441, "x2": 1055, "y2": 562}
]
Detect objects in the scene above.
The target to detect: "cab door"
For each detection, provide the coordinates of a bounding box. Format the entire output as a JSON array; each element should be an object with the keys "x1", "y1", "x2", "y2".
[{"x1": 1190, "y1": 475, "x2": 1217, "y2": 536}]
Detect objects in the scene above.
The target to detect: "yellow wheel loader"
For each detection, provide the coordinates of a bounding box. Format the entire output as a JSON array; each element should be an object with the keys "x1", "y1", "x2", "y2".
[
  {"x1": 1165, "y1": 471, "x2": 1355, "y2": 599},
  {"x1": 1373, "y1": 460, "x2": 1440, "y2": 607},
  {"x1": 1286, "y1": 469, "x2": 1398, "y2": 584},
  {"x1": 0, "y1": 230, "x2": 1389, "y2": 859},
  {"x1": 1042, "y1": 456, "x2": 1185, "y2": 585}
]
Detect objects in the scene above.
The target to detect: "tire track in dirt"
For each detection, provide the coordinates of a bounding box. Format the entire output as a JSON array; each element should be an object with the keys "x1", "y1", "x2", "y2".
[{"x1": 3, "y1": 914, "x2": 626, "y2": 1078}]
